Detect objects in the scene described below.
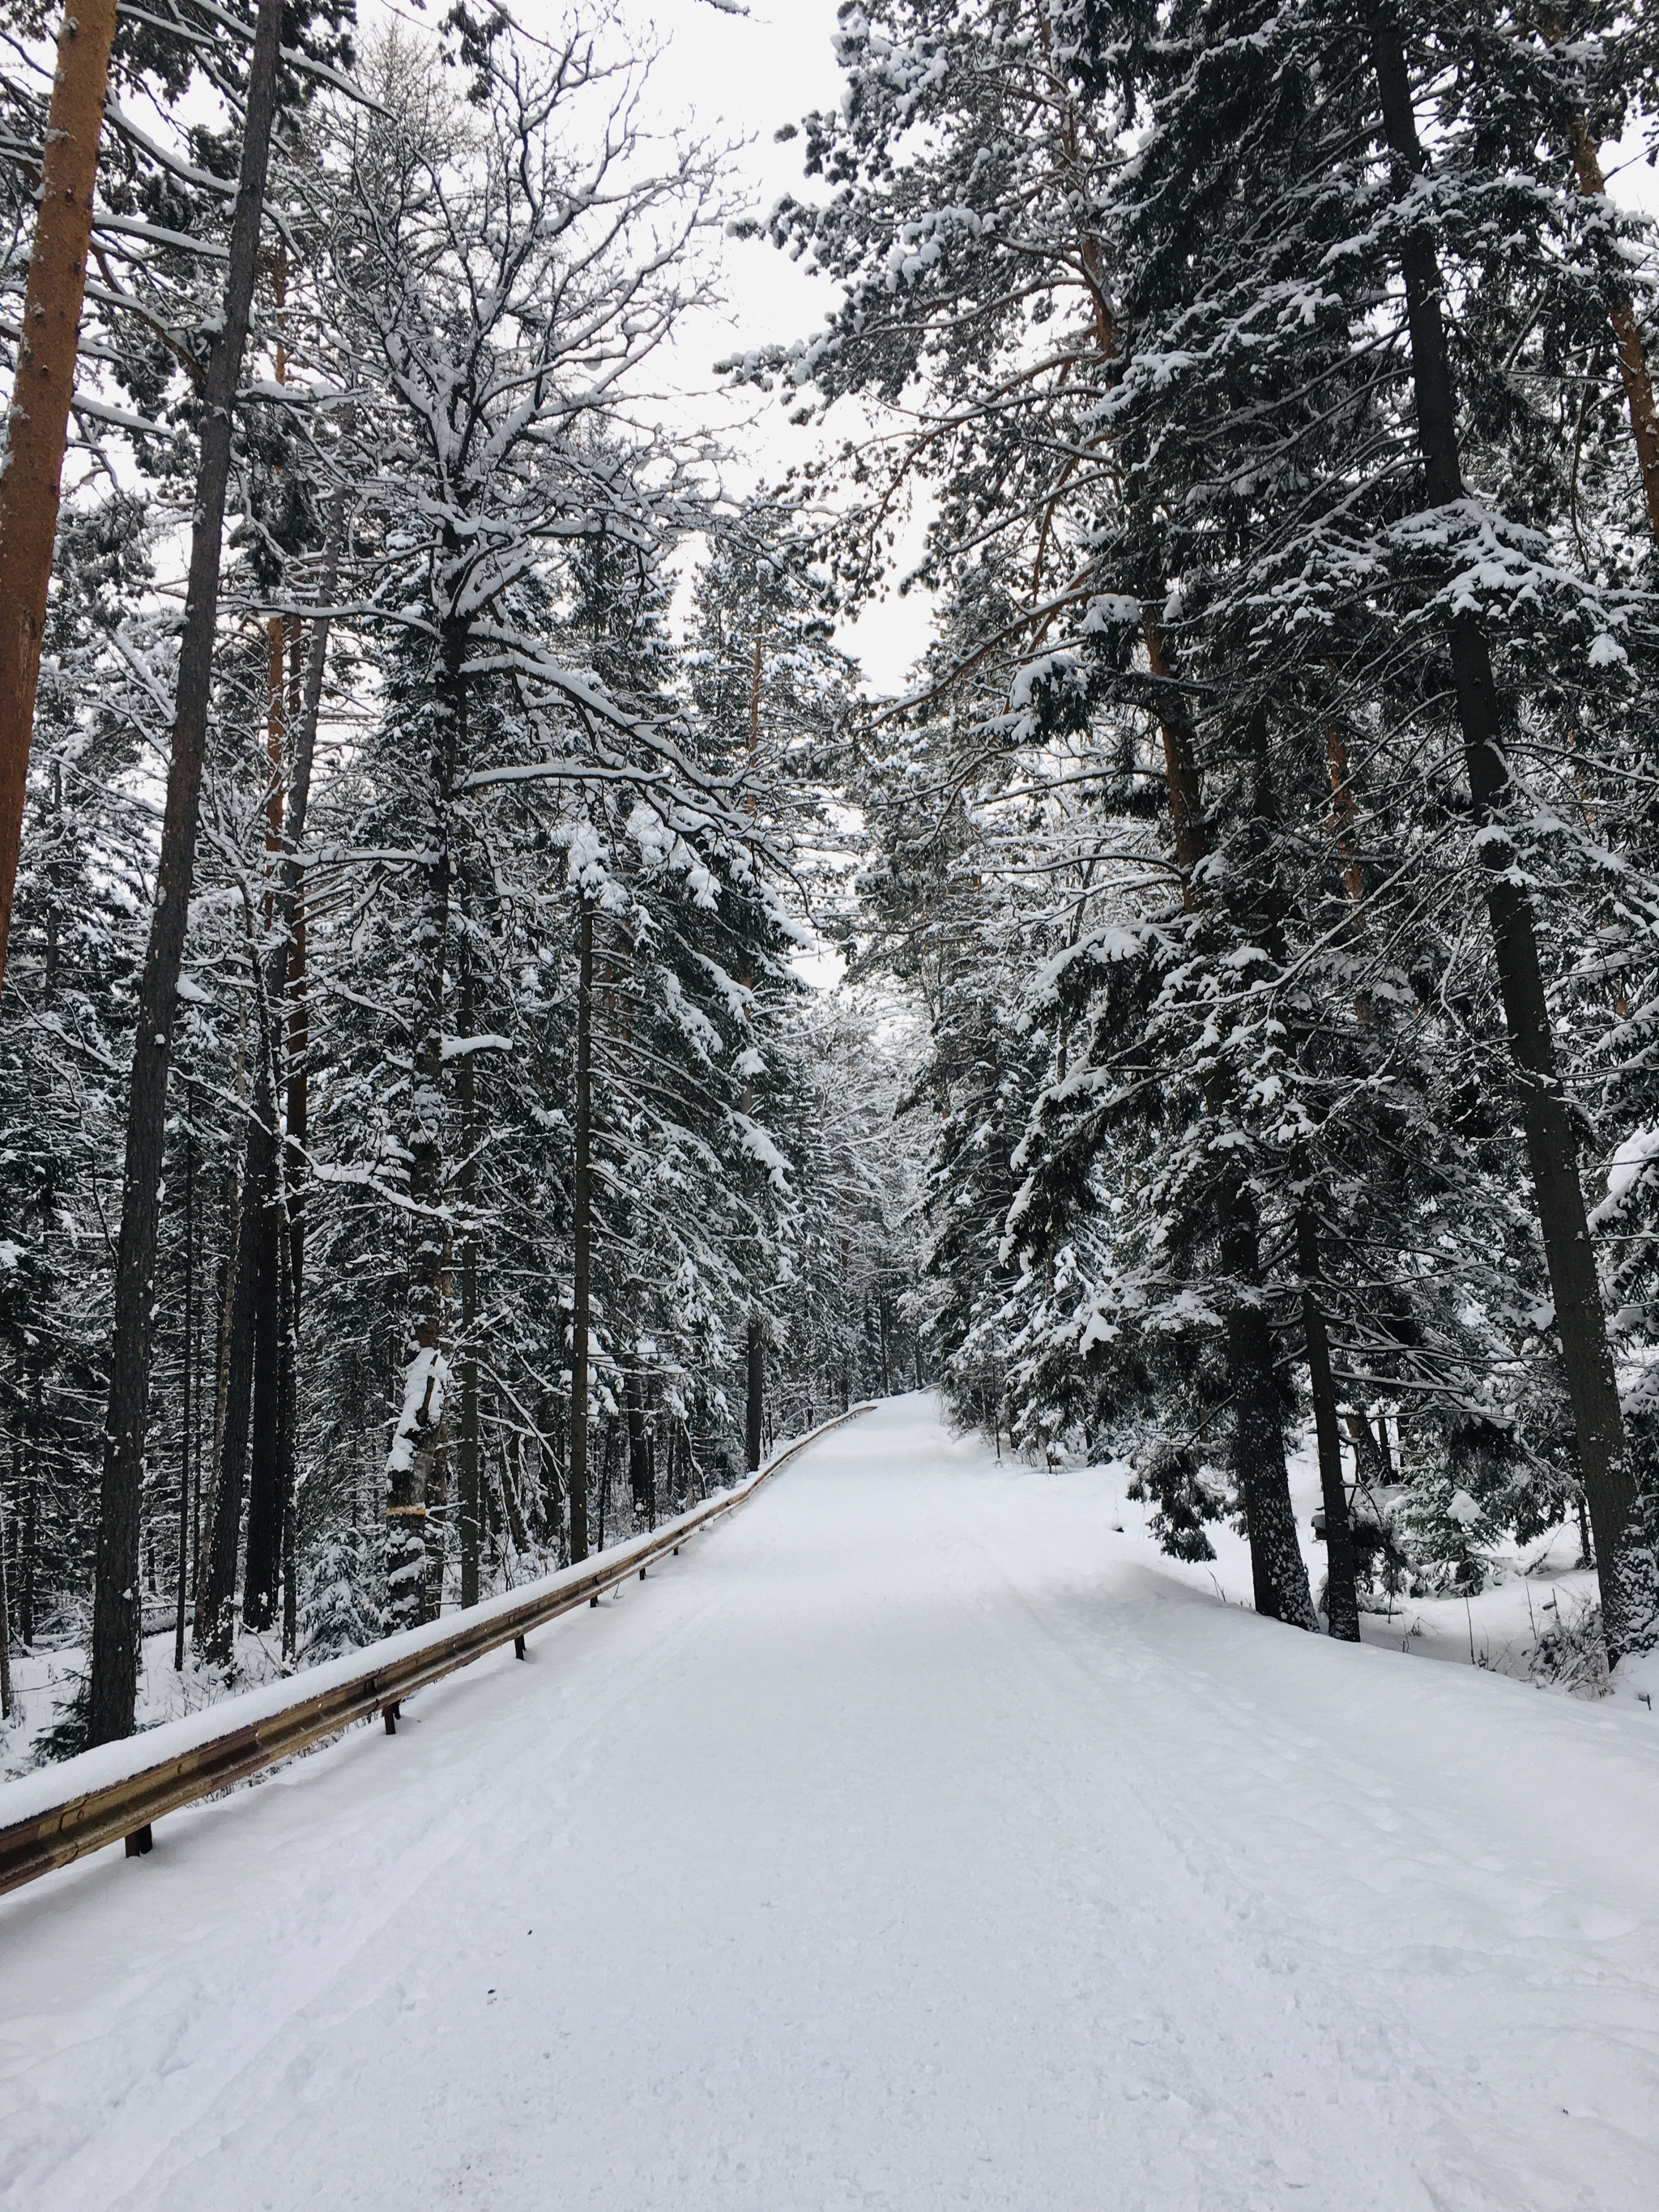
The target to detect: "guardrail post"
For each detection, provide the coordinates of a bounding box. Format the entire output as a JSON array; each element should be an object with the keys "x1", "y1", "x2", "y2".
[
  {"x1": 382, "y1": 1703, "x2": 399, "y2": 1735},
  {"x1": 514, "y1": 1635, "x2": 527, "y2": 1660},
  {"x1": 125, "y1": 1825, "x2": 153, "y2": 1859}
]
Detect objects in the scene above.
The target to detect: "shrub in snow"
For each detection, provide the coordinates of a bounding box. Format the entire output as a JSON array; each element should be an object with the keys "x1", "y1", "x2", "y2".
[
  {"x1": 1529, "y1": 1594, "x2": 1610, "y2": 1701},
  {"x1": 1128, "y1": 1441, "x2": 1226, "y2": 1566},
  {"x1": 302, "y1": 1526, "x2": 385, "y2": 1662},
  {"x1": 1397, "y1": 1466, "x2": 1500, "y2": 1598}
]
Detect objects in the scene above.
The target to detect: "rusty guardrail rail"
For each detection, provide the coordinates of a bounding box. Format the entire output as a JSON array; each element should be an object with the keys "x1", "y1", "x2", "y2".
[{"x1": 0, "y1": 1404, "x2": 875, "y2": 1899}]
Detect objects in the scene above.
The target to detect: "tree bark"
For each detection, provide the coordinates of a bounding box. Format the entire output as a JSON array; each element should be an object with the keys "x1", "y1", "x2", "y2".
[
  {"x1": 86, "y1": 0, "x2": 286, "y2": 1744},
  {"x1": 174, "y1": 1102, "x2": 194, "y2": 1672},
  {"x1": 421, "y1": 1412, "x2": 450, "y2": 1623},
  {"x1": 195, "y1": 1155, "x2": 239, "y2": 1644},
  {"x1": 1366, "y1": 6, "x2": 1643, "y2": 1657},
  {"x1": 1142, "y1": 619, "x2": 1209, "y2": 909},
  {"x1": 202, "y1": 1106, "x2": 271, "y2": 1660},
  {"x1": 386, "y1": 762, "x2": 453, "y2": 1630},
  {"x1": 0, "y1": 1462, "x2": 13, "y2": 1721},
  {"x1": 0, "y1": 0, "x2": 120, "y2": 997},
  {"x1": 745, "y1": 1316, "x2": 765, "y2": 1473},
  {"x1": 241, "y1": 1130, "x2": 284, "y2": 1631},
  {"x1": 568, "y1": 897, "x2": 594, "y2": 1563},
  {"x1": 20, "y1": 1370, "x2": 40, "y2": 1646},
  {"x1": 1218, "y1": 1174, "x2": 1319, "y2": 1628},
  {"x1": 279, "y1": 1211, "x2": 297, "y2": 1662},
  {"x1": 626, "y1": 1368, "x2": 654, "y2": 1528},
  {"x1": 1170, "y1": 715, "x2": 1316, "y2": 1632},
  {"x1": 241, "y1": 611, "x2": 288, "y2": 1632},
  {"x1": 501, "y1": 1427, "x2": 531, "y2": 1558},
  {"x1": 1563, "y1": 121, "x2": 1659, "y2": 546},
  {"x1": 1297, "y1": 1206, "x2": 1362, "y2": 1641},
  {"x1": 458, "y1": 947, "x2": 481, "y2": 1608}
]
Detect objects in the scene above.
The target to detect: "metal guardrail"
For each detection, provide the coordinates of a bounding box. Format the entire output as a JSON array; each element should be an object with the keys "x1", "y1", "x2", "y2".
[{"x1": 0, "y1": 1404, "x2": 874, "y2": 1899}]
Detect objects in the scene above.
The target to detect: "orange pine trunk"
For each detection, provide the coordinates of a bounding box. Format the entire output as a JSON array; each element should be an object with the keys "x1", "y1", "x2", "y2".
[
  {"x1": 1569, "y1": 126, "x2": 1659, "y2": 548},
  {"x1": 0, "y1": 0, "x2": 119, "y2": 993}
]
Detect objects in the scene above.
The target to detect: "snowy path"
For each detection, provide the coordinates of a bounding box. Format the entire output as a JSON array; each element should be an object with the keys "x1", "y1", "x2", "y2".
[{"x1": 4, "y1": 1396, "x2": 1659, "y2": 2212}]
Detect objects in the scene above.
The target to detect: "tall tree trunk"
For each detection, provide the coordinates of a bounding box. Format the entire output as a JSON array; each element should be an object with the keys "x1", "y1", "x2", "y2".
[
  {"x1": 1562, "y1": 118, "x2": 1659, "y2": 546},
  {"x1": 194, "y1": 556, "x2": 346, "y2": 1659},
  {"x1": 242, "y1": 661, "x2": 287, "y2": 1634},
  {"x1": 569, "y1": 897, "x2": 594, "y2": 1564},
  {"x1": 0, "y1": 1455, "x2": 14, "y2": 1721},
  {"x1": 0, "y1": 0, "x2": 120, "y2": 995},
  {"x1": 599, "y1": 1417, "x2": 618, "y2": 1549},
  {"x1": 279, "y1": 1213, "x2": 297, "y2": 1663},
  {"x1": 745, "y1": 1315, "x2": 765, "y2": 1473},
  {"x1": 1296, "y1": 1205, "x2": 1362, "y2": 1642},
  {"x1": 386, "y1": 752, "x2": 454, "y2": 1630},
  {"x1": 195, "y1": 1155, "x2": 240, "y2": 1644},
  {"x1": 1183, "y1": 784, "x2": 1317, "y2": 1626},
  {"x1": 203, "y1": 1103, "x2": 273, "y2": 1661},
  {"x1": 241, "y1": 1129, "x2": 284, "y2": 1631},
  {"x1": 273, "y1": 478, "x2": 347, "y2": 1647},
  {"x1": 626, "y1": 1369, "x2": 654, "y2": 1528},
  {"x1": 501, "y1": 1427, "x2": 531, "y2": 1558},
  {"x1": 174, "y1": 1102, "x2": 194, "y2": 1673},
  {"x1": 458, "y1": 947, "x2": 481, "y2": 1609},
  {"x1": 86, "y1": 0, "x2": 286, "y2": 1744},
  {"x1": 421, "y1": 1415, "x2": 450, "y2": 1623},
  {"x1": 207, "y1": 899, "x2": 289, "y2": 1660},
  {"x1": 1142, "y1": 619, "x2": 1209, "y2": 909},
  {"x1": 20, "y1": 1370, "x2": 41, "y2": 1645},
  {"x1": 1218, "y1": 1176, "x2": 1319, "y2": 1628},
  {"x1": 287, "y1": 895, "x2": 308, "y2": 1315},
  {"x1": 385, "y1": 597, "x2": 461, "y2": 1625},
  {"x1": 241, "y1": 358, "x2": 292, "y2": 1643},
  {"x1": 1366, "y1": 7, "x2": 1644, "y2": 1659}
]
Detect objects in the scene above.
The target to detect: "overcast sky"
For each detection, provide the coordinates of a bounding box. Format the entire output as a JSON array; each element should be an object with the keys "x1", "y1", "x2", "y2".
[
  {"x1": 389, "y1": 0, "x2": 1659, "y2": 697},
  {"x1": 493, "y1": 0, "x2": 931, "y2": 693},
  {"x1": 623, "y1": 0, "x2": 930, "y2": 694}
]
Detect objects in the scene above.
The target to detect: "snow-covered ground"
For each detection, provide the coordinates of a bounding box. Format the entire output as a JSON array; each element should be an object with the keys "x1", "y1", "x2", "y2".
[
  {"x1": 3, "y1": 1394, "x2": 1658, "y2": 2210},
  {"x1": 1122, "y1": 1427, "x2": 1613, "y2": 1694},
  {"x1": 2, "y1": 1618, "x2": 332, "y2": 1785}
]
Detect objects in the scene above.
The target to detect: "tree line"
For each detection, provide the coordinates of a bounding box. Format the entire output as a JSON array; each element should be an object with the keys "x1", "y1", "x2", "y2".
[
  {"x1": 744, "y1": 0, "x2": 1659, "y2": 1669},
  {"x1": 9, "y1": 0, "x2": 1657, "y2": 1755},
  {"x1": 0, "y1": 1, "x2": 928, "y2": 1751}
]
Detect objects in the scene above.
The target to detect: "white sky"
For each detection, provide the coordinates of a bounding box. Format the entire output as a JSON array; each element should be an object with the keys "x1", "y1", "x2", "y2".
[
  {"x1": 377, "y1": 0, "x2": 1659, "y2": 702},
  {"x1": 490, "y1": 0, "x2": 929, "y2": 693}
]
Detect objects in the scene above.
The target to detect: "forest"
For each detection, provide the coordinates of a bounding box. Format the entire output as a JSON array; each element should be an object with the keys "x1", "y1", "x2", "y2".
[{"x1": 2, "y1": 0, "x2": 1659, "y2": 1767}]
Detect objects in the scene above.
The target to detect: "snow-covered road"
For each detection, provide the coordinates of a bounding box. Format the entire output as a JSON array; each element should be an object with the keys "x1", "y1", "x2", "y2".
[{"x1": 4, "y1": 1396, "x2": 1659, "y2": 2210}]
